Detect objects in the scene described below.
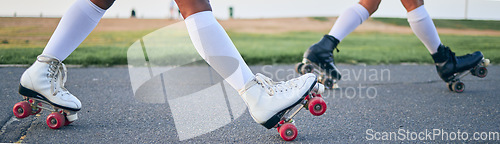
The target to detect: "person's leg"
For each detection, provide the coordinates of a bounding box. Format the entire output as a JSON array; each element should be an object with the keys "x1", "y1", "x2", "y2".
[
  {"x1": 42, "y1": 0, "x2": 114, "y2": 61},
  {"x1": 402, "y1": 0, "x2": 484, "y2": 82},
  {"x1": 20, "y1": 0, "x2": 114, "y2": 112},
  {"x1": 329, "y1": 0, "x2": 380, "y2": 41},
  {"x1": 300, "y1": 0, "x2": 380, "y2": 87},
  {"x1": 402, "y1": 0, "x2": 440, "y2": 54},
  {"x1": 175, "y1": 0, "x2": 320, "y2": 129},
  {"x1": 175, "y1": 0, "x2": 252, "y2": 90}
]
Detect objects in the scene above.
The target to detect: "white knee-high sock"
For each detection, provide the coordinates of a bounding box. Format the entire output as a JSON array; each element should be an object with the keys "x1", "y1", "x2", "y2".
[
  {"x1": 42, "y1": 0, "x2": 106, "y2": 61},
  {"x1": 407, "y1": 5, "x2": 441, "y2": 54},
  {"x1": 329, "y1": 4, "x2": 370, "y2": 41},
  {"x1": 185, "y1": 11, "x2": 254, "y2": 90}
]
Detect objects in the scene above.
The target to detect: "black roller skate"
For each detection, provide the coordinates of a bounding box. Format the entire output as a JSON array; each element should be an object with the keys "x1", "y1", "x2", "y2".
[
  {"x1": 295, "y1": 35, "x2": 342, "y2": 89},
  {"x1": 431, "y1": 44, "x2": 490, "y2": 93}
]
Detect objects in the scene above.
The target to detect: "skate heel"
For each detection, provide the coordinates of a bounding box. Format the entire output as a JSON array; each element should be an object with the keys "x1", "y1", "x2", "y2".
[
  {"x1": 19, "y1": 84, "x2": 42, "y2": 98},
  {"x1": 261, "y1": 112, "x2": 285, "y2": 129}
]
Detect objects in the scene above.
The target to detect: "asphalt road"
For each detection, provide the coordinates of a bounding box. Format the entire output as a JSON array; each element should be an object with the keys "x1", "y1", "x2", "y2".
[{"x1": 1, "y1": 64, "x2": 499, "y2": 143}]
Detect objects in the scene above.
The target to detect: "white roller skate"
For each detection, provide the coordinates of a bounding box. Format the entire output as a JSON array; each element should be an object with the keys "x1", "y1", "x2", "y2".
[
  {"x1": 239, "y1": 73, "x2": 327, "y2": 141},
  {"x1": 13, "y1": 55, "x2": 80, "y2": 129}
]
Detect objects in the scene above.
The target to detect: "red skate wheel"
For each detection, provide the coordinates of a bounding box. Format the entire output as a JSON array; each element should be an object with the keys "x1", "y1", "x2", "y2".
[
  {"x1": 276, "y1": 120, "x2": 285, "y2": 132},
  {"x1": 301, "y1": 64, "x2": 314, "y2": 74},
  {"x1": 13, "y1": 101, "x2": 32, "y2": 119},
  {"x1": 46, "y1": 112, "x2": 66, "y2": 129},
  {"x1": 31, "y1": 103, "x2": 42, "y2": 115},
  {"x1": 279, "y1": 123, "x2": 297, "y2": 141},
  {"x1": 63, "y1": 114, "x2": 73, "y2": 126},
  {"x1": 476, "y1": 67, "x2": 487, "y2": 78},
  {"x1": 470, "y1": 67, "x2": 478, "y2": 76},
  {"x1": 295, "y1": 63, "x2": 304, "y2": 74},
  {"x1": 308, "y1": 97, "x2": 327, "y2": 116},
  {"x1": 312, "y1": 93, "x2": 322, "y2": 98},
  {"x1": 64, "y1": 118, "x2": 72, "y2": 126},
  {"x1": 452, "y1": 82, "x2": 465, "y2": 93}
]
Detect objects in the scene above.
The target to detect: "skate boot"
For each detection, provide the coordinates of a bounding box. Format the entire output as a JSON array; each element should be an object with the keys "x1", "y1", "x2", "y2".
[
  {"x1": 238, "y1": 73, "x2": 322, "y2": 129},
  {"x1": 431, "y1": 44, "x2": 489, "y2": 93},
  {"x1": 13, "y1": 55, "x2": 80, "y2": 129},
  {"x1": 296, "y1": 35, "x2": 341, "y2": 89}
]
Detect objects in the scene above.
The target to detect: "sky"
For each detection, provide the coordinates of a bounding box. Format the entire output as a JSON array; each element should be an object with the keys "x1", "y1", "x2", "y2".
[{"x1": 0, "y1": 0, "x2": 499, "y2": 20}]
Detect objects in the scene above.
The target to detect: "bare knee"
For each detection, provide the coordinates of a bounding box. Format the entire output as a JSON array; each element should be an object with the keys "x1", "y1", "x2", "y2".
[
  {"x1": 90, "y1": 0, "x2": 115, "y2": 10},
  {"x1": 175, "y1": 0, "x2": 212, "y2": 19},
  {"x1": 401, "y1": 0, "x2": 424, "y2": 12},
  {"x1": 359, "y1": 0, "x2": 381, "y2": 15}
]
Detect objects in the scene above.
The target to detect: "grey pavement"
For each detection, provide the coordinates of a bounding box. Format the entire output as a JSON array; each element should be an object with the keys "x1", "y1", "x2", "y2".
[{"x1": 1, "y1": 64, "x2": 499, "y2": 143}]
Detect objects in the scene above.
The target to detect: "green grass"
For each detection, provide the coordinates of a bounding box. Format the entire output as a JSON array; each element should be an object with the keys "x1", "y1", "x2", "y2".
[
  {"x1": 0, "y1": 30, "x2": 153, "y2": 66},
  {"x1": 310, "y1": 17, "x2": 330, "y2": 22},
  {"x1": 1, "y1": 31, "x2": 499, "y2": 66},
  {"x1": 373, "y1": 18, "x2": 500, "y2": 31},
  {"x1": 1, "y1": 19, "x2": 499, "y2": 66},
  {"x1": 231, "y1": 32, "x2": 500, "y2": 65}
]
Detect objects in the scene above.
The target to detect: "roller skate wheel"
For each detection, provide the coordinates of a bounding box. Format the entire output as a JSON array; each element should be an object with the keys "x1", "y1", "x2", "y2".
[
  {"x1": 452, "y1": 81, "x2": 465, "y2": 93},
  {"x1": 295, "y1": 63, "x2": 304, "y2": 74},
  {"x1": 279, "y1": 123, "x2": 297, "y2": 141},
  {"x1": 483, "y1": 59, "x2": 490, "y2": 67},
  {"x1": 476, "y1": 67, "x2": 487, "y2": 78},
  {"x1": 301, "y1": 64, "x2": 314, "y2": 74},
  {"x1": 13, "y1": 101, "x2": 32, "y2": 119},
  {"x1": 308, "y1": 97, "x2": 327, "y2": 116},
  {"x1": 470, "y1": 67, "x2": 477, "y2": 76},
  {"x1": 276, "y1": 120, "x2": 285, "y2": 132},
  {"x1": 447, "y1": 83, "x2": 453, "y2": 91},
  {"x1": 64, "y1": 120, "x2": 72, "y2": 126},
  {"x1": 322, "y1": 78, "x2": 334, "y2": 89},
  {"x1": 46, "y1": 112, "x2": 66, "y2": 129}
]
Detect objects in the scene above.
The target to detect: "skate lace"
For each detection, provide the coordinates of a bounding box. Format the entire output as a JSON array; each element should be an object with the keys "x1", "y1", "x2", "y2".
[
  {"x1": 44, "y1": 58, "x2": 69, "y2": 96},
  {"x1": 443, "y1": 46, "x2": 458, "y2": 67},
  {"x1": 254, "y1": 74, "x2": 298, "y2": 96}
]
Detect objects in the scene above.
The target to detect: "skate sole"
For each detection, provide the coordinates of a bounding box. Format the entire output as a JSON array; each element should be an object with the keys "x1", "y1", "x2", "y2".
[
  {"x1": 18, "y1": 84, "x2": 81, "y2": 111},
  {"x1": 444, "y1": 58, "x2": 490, "y2": 93},
  {"x1": 260, "y1": 80, "x2": 317, "y2": 129},
  {"x1": 444, "y1": 58, "x2": 489, "y2": 83},
  {"x1": 301, "y1": 58, "x2": 341, "y2": 80}
]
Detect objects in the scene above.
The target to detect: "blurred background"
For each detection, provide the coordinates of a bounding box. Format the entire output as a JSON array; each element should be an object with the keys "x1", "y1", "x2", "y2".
[
  {"x1": 1, "y1": 0, "x2": 500, "y2": 20},
  {"x1": 0, "y1": 0, "x2": 499, "y2": 66}
]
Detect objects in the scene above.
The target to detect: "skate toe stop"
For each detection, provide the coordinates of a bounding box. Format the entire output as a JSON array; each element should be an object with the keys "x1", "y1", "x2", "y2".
[
  {"x1": 66, "y1": 113, "x2": 78, "y2": 122},
  {"x1": 332, "y1": 83, "x2": 340, "y2": 89},
  {"x1": 314, "y1": 83, "x2": 325, "y2": 94},
  {"x1": 483, "y1": 59, "x2": 490, "y2": 66}
]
